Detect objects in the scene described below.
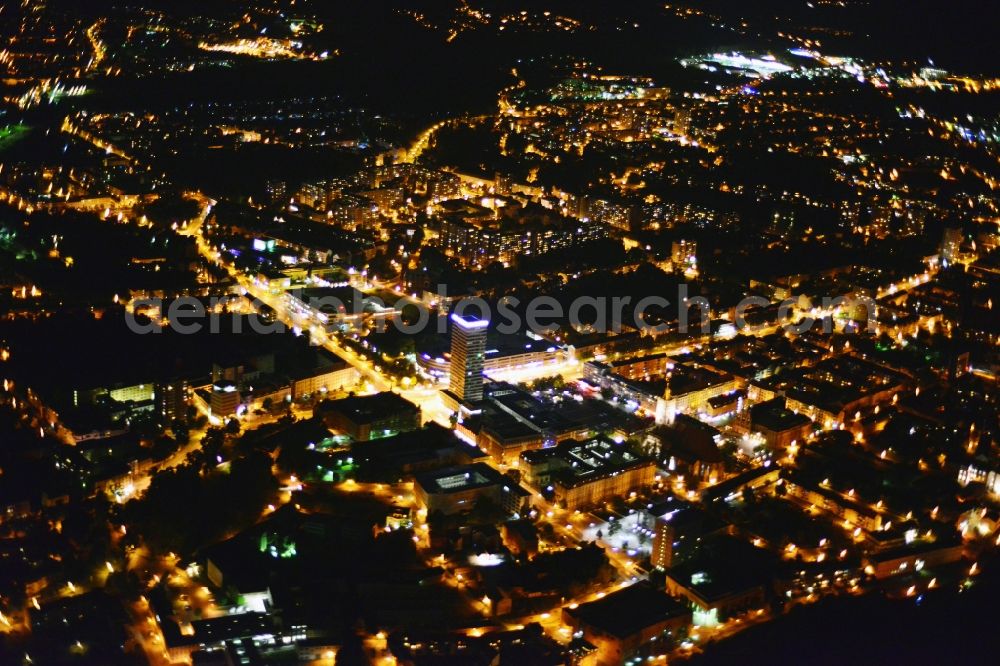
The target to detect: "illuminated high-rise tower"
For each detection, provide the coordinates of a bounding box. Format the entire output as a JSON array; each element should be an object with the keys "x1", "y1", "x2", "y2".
[{"x1": 449, "y1": 313, "x2": 487, "y2": 403}]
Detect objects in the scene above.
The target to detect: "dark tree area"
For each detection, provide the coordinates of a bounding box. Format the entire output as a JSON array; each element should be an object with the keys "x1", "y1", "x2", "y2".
[
  {"x1": 121, "y1": 450, "x2": 279, "y2": 554},
  {"x1": 135, "y1": 193, "x2": 203, "y2": 229}
]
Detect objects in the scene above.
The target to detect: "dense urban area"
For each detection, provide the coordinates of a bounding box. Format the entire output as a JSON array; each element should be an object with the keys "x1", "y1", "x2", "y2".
[{"x1": 1, "y1": 0, "x2": 999, "y2": 664}]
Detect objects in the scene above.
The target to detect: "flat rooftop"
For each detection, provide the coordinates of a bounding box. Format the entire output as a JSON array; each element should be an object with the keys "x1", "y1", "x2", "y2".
[
  {"x1": 667, "y1": 363, "x2": 733, "y2": 397},
  {"x1": 318, "y1": 392, "x2": 419, "y2": 423},
  {"x1": 666, "y1": 536, "x2": 776, "y2": 604},
  {"x1": 751, "y1": 398, "x2": 813, "y2": 432},
  {"x1": 523, "y1": 436, "x2": 653, "y2": 488},
  {"x1": 415, "y1": 462, "x2": 519, "y2": 496},
  {"x1": 565, "y1": 582, "x2": 690, "y2": 639},
  {"x1": 191, "y1": 612, "x2": 276, "y2": 646}
]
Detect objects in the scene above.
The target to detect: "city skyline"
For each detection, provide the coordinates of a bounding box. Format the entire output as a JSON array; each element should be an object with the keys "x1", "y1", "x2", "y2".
[{"x1": 0, "y1": 1, "x2": 998, "y2": 665}]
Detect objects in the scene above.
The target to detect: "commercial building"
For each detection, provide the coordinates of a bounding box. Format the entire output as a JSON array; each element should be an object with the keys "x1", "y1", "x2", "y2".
[
  {"x1": 201, "y1": 347, "x2": 360, "y2": 415},
  {"x1": 350, "y1": 423, "x2": 489, "y2": 475},
  {"x1": 863, "y1": 537, "x2": 965, "y2": 580},
  {"x1": 583, "y1": 361, "x2": 663, "y2": 415},
  {"x1": 701, "y1": 466, "x2": 782, "y2": 505},
  {"x1": 705, "y1": 390, "x2": 745, "y2": 417},
  {"x1": 288, "y1": 360, "x2": 358, "y2": 399},
  {"x1": 449, "y1": 313, "x2": 488, "y2": 403},
  {"x1": 742, "y1": 397, "x2": 813, "y2": 451},
  {"x1": 520, "y1": 436, "x2": 656, "y2": 510},
  {"x1": 471, "y1": 383, "x2": 612, "y2": 463},
  {"x1": 283, "y1": 286, "x2": 372, "y2": 332},
  {"x1": 585, "y1": 356, "x2": 743, "y2": 425},
  {"x1": 413, "y1": 462, "x2": 529, "y2": 517},
  {"x1": 563, "y1": 583, "x2": 690, "y2": 665},
  {"x1": 477, "y1": 418, "x2": 546, "y2": 464},
  {"x1": 604, "y1": 353, "x2": 671, "y2": 381},
  {"x1": 663, "y1": 537, "x2": 774, "y2": 627},
  {"x1": 163, "y1": 612, "x2": 290, "y2": 665},
  {"x1": 318, "y1": 392, "x2": 421, "y2": 441},
  {"x1": 417, "y1": 332, "x2": 562, "y2": 381},
  {"x1": 209, "y1": 383, "x2": 241, "y2": 419}
]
